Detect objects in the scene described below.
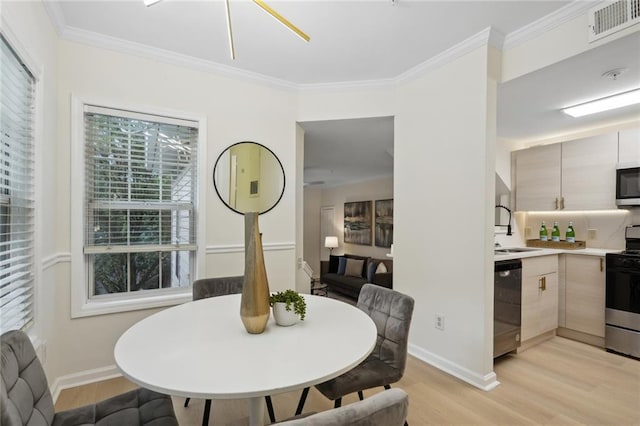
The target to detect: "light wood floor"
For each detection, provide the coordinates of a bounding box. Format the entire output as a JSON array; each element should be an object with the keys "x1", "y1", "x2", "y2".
[{"x1": 55, "y1": 337, "x2": 639, "y2": 425}]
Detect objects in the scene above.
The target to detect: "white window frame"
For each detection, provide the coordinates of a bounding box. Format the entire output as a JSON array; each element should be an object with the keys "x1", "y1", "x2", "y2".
[
  {"x1": 70, "y1": 96, "x2": 207, "y2": 318},
  {"x1": 0, "y1": 22, "x2": 43, "y2": 339}
]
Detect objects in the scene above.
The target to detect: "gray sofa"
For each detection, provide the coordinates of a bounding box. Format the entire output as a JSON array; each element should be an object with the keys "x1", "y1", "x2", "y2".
[{"x1": 321, "y1": 254, "x2": 393, "y2": 299}]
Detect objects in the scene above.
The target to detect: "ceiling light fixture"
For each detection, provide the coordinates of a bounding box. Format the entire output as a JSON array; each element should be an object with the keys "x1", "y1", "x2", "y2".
[
  {"x1": 144, "y1": 0, "x2": 310, "y2": 60},
  {"x1": 562, "y1": 88, "x2": 640, "y2": 118}
]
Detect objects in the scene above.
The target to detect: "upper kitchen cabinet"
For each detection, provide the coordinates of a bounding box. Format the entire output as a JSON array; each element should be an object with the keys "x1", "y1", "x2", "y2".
[
  {"x1": 515, "y1": 132, "x2": 618, "y2": 211},
  {"x1": 515, "y1": 144, "x2": 561, "y2": 211},
  {"x1": 618, "y1": 127, "x2": 640, "y2": 165}
]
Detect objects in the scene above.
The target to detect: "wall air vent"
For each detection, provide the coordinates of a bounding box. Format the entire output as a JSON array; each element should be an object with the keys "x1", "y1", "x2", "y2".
[{"x1": 589, "y1": 0, "x2": 640, "y2": 42}]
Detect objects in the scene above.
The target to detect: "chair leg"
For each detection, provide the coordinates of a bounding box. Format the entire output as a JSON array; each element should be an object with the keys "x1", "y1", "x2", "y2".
[
  {"x1": 358, "y1": 390, "x2": 364, "y2": 401},
  {"x1": 384, "y1": 384, "x2": 391, "y2": 390},
  {"x1": 265, "y1": 395, "x2": 276, "y2": 423},
  {"x1": 295, "y1": 387, "x2": 310, "y2": 415},
  {"x1": 184, "y1": 397, "x2": 191, "y2": 407},
  {"x1": 334, "y1": 397, "x2": 342, "y2": 408},
  {"x1": 202, "y1": 399, "x2": 212, "y2": 426}
]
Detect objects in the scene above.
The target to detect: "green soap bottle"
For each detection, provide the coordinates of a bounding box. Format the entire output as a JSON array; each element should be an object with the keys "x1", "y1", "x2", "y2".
[
  {"x1": 539, "y1": 221, "x2": 548, "y2": 241},
  {"x1": 551, "y1": 221, "x2": 560, "y2": 242},
  {"x1": 566, "y1": 221, "x2": 575, "y2": 243}
]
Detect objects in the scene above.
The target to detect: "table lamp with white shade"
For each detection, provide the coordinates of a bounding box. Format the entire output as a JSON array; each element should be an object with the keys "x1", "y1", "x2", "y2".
[{"x1": 325, "y1": 236, "x2": 339, "y2": 255}]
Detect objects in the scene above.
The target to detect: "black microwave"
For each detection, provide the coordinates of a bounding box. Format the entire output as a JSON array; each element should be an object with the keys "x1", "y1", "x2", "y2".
[{"x1": 616, "y1": 165, "x2": 640, "y2": 206}]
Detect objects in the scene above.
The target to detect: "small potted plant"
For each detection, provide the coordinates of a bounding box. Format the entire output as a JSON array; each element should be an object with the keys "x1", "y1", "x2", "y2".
[{"x1": 269, "y1": 289, "x2": 306, "y2": 326}]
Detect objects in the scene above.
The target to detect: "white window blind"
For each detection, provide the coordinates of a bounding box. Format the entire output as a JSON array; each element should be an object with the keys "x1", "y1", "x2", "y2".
[
  {"x1": 83, "y1": 106, "x2": 198, "y2": 296},
  {"x1": 0, "y1": 35, "x2": 36, "y2": 334}
]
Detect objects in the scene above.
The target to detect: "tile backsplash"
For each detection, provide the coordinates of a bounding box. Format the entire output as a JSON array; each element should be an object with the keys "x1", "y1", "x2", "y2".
[{"x1": 520, "y1": 210, "x2": 636, "y2": 249}]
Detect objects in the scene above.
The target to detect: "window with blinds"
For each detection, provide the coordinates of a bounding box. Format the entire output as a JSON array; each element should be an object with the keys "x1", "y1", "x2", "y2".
[
  {"x1": 0, "y1": 35, "x2": 36, "y2": 333},
  {"x1": 83, "y1": 106, "x2": 198, "y2": 296}
]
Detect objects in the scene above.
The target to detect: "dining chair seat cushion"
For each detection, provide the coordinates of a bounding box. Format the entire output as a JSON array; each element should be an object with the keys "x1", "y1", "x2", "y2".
[
  {"x1": 52, "y1": 388, "x2": 178, "y2": 426},
  {"x1": 315, "y1": 357, "x2": 400, "y2": 401},
  {"x1": 278, "y1": 388, "x2": 408, "y2": 426}
]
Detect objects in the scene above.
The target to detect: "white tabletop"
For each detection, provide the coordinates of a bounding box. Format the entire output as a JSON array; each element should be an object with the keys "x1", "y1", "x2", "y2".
[{"x1": 114, "y1": 294, "x2": 377, "y2": 402}]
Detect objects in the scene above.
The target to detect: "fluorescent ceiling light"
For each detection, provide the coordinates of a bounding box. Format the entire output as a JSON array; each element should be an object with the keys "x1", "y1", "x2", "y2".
[
  {"x1": 562, "y1": 89, "x2": 640, "y2": 118},
  {"x1": 144, "y1": 0, "x2": 163, "y2": 6}
]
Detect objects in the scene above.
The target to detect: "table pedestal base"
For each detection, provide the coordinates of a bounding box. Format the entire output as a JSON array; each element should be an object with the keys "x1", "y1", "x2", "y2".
[{"x1": 249, "y1": 396, "x2": 265, "y2": 426}]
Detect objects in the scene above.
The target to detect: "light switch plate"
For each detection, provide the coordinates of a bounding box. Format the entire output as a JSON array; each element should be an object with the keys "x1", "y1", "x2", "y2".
[{"x1": 587, "y1": 229, "x2": 597, "y2": 239}]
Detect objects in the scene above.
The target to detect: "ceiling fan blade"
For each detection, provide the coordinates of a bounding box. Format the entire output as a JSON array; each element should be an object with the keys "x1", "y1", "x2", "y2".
[
  {"x1": 225, "y1": 0, "x2": 236, "y2": 60},
  {"x1": 252, "y1": 0, "x2": 310, "y2": 42}
]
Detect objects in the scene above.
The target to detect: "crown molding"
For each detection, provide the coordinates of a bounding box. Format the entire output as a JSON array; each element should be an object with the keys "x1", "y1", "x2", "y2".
[
  {"x1": 503, "y1": 0, "x2": 600, "y2": 50},
  {"x1": 59, "y1": 26, "x2": 298, "y2": 91},
  {"x1": 42, "y1": 1, "x2": 594, "y2": 91},
  {"x1": 41, "y1": 0, "x2": 66, "y2": 37},
  {"x1": 394, "y1": 27, "x2": 497, "y2": 84}
]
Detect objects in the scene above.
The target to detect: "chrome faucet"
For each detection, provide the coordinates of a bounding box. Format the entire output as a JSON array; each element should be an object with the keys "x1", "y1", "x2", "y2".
[{"x1": 495, "y1": 205, "x2": 513, "y2": 236}]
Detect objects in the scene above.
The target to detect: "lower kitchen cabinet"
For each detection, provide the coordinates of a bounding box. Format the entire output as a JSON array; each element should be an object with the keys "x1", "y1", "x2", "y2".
[
  {"x1": 564, "y1": 254, "x2": 605, "y2": 338},
  {"x1": 521, "y1": 255, "x2": 559, "y2": 345}
]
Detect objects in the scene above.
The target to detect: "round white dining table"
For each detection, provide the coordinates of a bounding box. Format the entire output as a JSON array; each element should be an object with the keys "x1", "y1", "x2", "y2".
[{"x1": 114, "y1": 294, "x2": 377, "y2": 426}]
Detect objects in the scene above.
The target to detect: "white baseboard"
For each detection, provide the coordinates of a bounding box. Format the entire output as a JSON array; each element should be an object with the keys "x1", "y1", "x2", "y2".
[
  {"x1": 408, "y1": 343, "x2": 500, "y2": 391},
  {"x1": 50, "y1": 365, "x2": 121, "y2": 403}
]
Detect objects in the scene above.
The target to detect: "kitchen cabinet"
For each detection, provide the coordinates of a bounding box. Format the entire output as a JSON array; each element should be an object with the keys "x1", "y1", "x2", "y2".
[
  {"x1": 618, "y1": 127, "x2": 640, "y2": 165},
  {"x1": 515, "y1": 132, "x2": 618, "y2": 211},
  {"x1": 521, "y1": 255, "x2": 558, "y2": 343},
  {"x1": 564, "y1": 254, "x2": 605, "y2": 338}
]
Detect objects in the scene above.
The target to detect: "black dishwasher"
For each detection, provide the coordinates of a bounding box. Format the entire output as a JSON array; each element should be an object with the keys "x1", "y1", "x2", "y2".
[{"x1": 494, "y1": 259, "x2": 522, "y2": 358}]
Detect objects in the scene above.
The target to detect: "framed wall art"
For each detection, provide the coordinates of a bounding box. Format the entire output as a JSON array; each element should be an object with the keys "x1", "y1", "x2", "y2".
[
  {"x1": 375, "y1": 199, "x2": 393, "y2": 248},
  {"x1": 344, "y1": 201, "x2": 372, "y2": 245}
]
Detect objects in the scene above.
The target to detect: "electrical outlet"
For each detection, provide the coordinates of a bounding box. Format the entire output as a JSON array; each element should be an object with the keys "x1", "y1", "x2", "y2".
[
  {"x1": 435, "y1": 314, "x2": 444, "y2": 331},
  {"x1": 587, "y1": 229, "x2": 597, "y2": 239}
]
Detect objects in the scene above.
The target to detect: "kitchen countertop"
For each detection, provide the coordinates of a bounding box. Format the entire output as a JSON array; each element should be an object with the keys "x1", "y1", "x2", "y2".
[{"x1": 494, "y1": 247, "x2": 622, "y2": 261}]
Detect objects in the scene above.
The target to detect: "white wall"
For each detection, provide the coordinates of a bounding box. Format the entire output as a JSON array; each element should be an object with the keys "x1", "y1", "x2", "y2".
[
  {"x1": 394, "y1": 45, "x2": 496, "y2": 387},
  {"x1": 47, "y1": 39, "x2": 299, "y2": 381},
  {"x1": 303, "y1": 186, "x2": 323, "y2": 276}
]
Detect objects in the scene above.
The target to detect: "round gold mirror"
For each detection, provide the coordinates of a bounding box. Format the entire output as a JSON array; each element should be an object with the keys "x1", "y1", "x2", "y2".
[{"x1": 213, "y1": 142, "x2": 285, "y2": 215}]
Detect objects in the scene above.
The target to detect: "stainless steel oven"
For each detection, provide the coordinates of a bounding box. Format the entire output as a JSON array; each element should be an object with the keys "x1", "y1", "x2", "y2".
[{"x1": 605, "y1": 226, "x2": 640, "y2": 359}]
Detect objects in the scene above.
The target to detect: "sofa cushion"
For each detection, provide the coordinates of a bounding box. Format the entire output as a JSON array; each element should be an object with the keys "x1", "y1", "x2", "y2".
[
  {"x1": 345, "y1": 254, "x2": 369, "y2": 277},
  {"x1": 345, "y1": 258, "x2": 365, "y2": 277},
  {"x1": 376, "y1": 262, "x2": 388, "y2": 274},
  {"x1": 337, "y1": 257, "x2": 347, "y2": 275},
  {"x1": 367, "y1": 260, "x2": 378, "y2": 282},
  {"x1": 329, "y1": 255, "x2": 340, "y2": 273}
]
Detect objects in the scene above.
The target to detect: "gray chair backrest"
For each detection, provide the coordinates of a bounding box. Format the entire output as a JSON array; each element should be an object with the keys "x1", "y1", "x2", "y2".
[
  {"x1": 192, "y1": 276, "x2": 244, "y2": 300},
  {"x1": 278, "y1": 388, "x2": 408, "y2": 426},
  {"x1": 1, "y1": 330, "x2": 55, "y2": 426},
  {"x1": 357, "y1": 284, "x2": 415, "y2": 375}
]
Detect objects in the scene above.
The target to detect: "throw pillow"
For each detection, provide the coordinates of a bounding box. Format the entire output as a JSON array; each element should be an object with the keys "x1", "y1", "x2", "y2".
[
  {"x1": 328, "y1": 255, "x2": 340, "y2": 273},
  {"x1": 367, "y1": 261, "x2": 379, "y2": 282},
  {"x1": 376, "y1": 262, "x2": 388, "y2": 274},
  {"x1": 337, "y1": 257, "x2": 347, "y2": 275},
  {"x1": 345, "y1": 258, "x2": 365, "y2": 277}
]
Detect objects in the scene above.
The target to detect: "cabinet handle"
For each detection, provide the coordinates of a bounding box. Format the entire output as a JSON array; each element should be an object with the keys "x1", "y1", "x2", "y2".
[
  {"x1": 539, "y1": 276, "x2": 546, "y2": 291},
  {"x1": 560, "y1": 197, "x2": 565, "y2": 210},
  {"x1": 555, "y1": 197, "x2": 559, "y2": 210},
  {"x1": 600, "y1": 258, "x2": 604, "y2": 272}
]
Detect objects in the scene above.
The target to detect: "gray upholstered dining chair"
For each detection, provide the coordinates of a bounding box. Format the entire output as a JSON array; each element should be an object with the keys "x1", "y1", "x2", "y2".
[
  {"x1": 278, "y1": 387, "x2": 408, "y2": 426},
  {"x1": 295, "y1": 284, "x2": 414, "y2": 424},
  {"x1": 1, "y1": 329, "x2": 179, "y2": 426},
  {"x1": 183, "y1": 276, "x2": 277, "y2": 425}
]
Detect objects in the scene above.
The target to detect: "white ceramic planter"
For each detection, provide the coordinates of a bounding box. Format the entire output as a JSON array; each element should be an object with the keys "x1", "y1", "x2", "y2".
[{"x1": 272, "y1": 302, "x2": 299, "y2": 326}]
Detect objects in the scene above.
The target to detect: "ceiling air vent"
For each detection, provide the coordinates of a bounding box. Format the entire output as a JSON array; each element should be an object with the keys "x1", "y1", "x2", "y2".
[{"x1": 589, "y1": 0, "x2": 640, "y2": 42}]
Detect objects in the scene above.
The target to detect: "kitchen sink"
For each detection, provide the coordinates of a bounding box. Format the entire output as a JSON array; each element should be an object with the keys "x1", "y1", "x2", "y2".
[{"x1": 494, "y1": 247, "x2": 541, "y2": 254}]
